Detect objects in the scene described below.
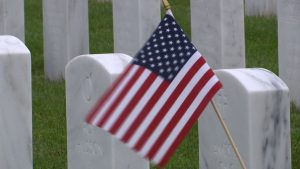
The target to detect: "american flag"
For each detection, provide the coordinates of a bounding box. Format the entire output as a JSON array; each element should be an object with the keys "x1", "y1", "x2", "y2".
[{"x1": 86, "y1": 13, "x2": 222, "y2": 167}]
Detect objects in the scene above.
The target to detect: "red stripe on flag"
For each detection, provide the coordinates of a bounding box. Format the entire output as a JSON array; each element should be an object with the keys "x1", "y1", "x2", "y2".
[
  {"x1": 97, "y1": 67, "x2": 145, "y2": 127},
  {"x1": 122, "y1": 81, "x2": 170, "y2": 142},
  {"x1": 133, "y1": 57, "x2": 206, "y2": 151},
  {"x1": 157, "y1": 82, "x2": 222, "y2": 167},
  {"x1": 147, "y1": 70, "x2": 214, "y2": 159},
  {"x1": 86, "y1": 64, "x2": 134, "y2": 124},
  {"x1": 109, "y1": 72, "x2": 157, "y2": 134}
]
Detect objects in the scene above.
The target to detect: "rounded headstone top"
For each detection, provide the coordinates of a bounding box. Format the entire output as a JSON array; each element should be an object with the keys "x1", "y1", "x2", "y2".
[
  {"x1": 0, "y1": 35, "x2": 30, "y2": 55},
  {"x1": 66, "y1": 53, "x2": 132, "y2": 75},
  {"x1": 215, "y1": 68, "x2": 289, "y2": 92},
  {"x1": 92, "y1": 53, "x2": 132, "y2": 74}
]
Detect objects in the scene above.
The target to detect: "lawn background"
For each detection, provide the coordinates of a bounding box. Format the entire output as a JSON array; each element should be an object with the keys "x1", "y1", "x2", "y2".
[{"x1": 24, "y1": 0, "x2": 300, "y2": 168}]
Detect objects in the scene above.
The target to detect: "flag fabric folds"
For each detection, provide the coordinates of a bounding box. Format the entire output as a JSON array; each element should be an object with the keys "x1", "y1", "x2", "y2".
[{"x1": 86, "y1": 13, "x2": 222, "y2": 167}]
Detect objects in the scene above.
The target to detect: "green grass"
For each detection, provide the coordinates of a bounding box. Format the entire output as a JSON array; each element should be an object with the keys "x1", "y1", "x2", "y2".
[
  {"x1": 25, "y1": 0, "x2": 67, "y2": 168},
  {"x1": 23, "y1": 0, "x2": 300, "y2": 168},
  {"x1": 32, "y1": 75, "x2": 66, "y2": 168},
  {"x1": 245, "y1": 16, "x2": 278, "y2": 74},
  {"x1": 89, "y1": 1, "x2": 113, "y2": 54}
]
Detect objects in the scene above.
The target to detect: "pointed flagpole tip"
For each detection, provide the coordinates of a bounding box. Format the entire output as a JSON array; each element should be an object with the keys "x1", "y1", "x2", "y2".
[{"x1": 162, "y1": 0, "x2": 171, "y2": 11}]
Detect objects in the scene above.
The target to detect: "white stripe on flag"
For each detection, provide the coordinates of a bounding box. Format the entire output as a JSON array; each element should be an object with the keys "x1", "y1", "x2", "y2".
[
  {"x1": 166, "y1": 9, "x2": 174, "y2": 17},
  {"x1": 152, "y1": 75, "x2": 220, "y2": 164},
  {"x1": 91, "y1": 65, "x2": 139, "y2": 126},
  {"x1": 103, "y1": 69, "x2": 151, "y2": 130},
  {"x1": 127, "y1": 52, "x2": 201, "y2": 148},
  {"x1": 139, "y1": 63, "x2": 210, "y2": 156},
  {"x1": 115, "y1": 77, "x2": 164, "y2": 139}
]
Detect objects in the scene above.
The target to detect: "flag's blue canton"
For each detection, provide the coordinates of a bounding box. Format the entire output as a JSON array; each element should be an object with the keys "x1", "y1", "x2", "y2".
[{"x1": 133, "y1": 14, "x2": 197, "y2": 81}]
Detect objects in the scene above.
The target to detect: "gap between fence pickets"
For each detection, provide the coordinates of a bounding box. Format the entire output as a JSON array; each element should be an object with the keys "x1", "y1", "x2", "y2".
[{"x1": 211, "y1": 99, "x2": 247, "y2": 169}]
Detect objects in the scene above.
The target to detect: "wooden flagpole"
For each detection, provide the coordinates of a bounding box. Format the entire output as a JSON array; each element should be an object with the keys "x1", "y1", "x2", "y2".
[
  {"x1": 162, "y1": 0, "x2": 171, "y2": 10},
  {"x1": 161, "y1": 1, "x2": 247, "y2": 169}
]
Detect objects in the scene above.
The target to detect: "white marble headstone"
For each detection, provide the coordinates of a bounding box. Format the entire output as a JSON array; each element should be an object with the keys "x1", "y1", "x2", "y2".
[
  {"x1": 0, "y1": 35, "x2": 32, "y2": 168},
  {"x1": 0, "y1": 0, "x2": 25, "y2": 41},
  {"x1": 113, "y1": 0, "x2": 160, "y2": 57},
  {"x1": 43, "y1": 0, "x2": 89, "y2": 80},
  {"x1": 199, "y1": 68, "x2": 291, "y2": 169},
  {"x1": 245, "y1": 0, "x2": 277, "y2": 16},
  {"x1": 65, "y1": 54, "x2": 149, "y2": 169},
  {"x1": 191, "y1": 0, "x2": 245, "y2": 69},
  {"x1": 278, "y1": 0, "x2": 300, "y2": 109}
]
